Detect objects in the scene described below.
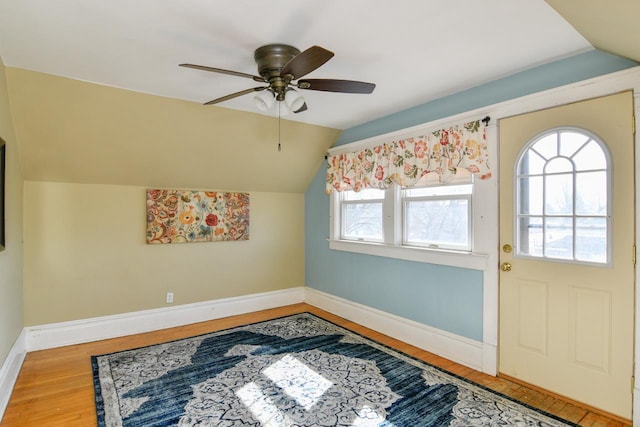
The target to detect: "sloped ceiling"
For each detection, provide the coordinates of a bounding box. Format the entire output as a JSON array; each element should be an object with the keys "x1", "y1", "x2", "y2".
[
  {"x1": 0, "y1": 1, "x2": 593, "y2": 130},
  {"x1": 545, "y1": 0, "x2": 640, "y2": 62},
  {"x1": 0, "y1": 1, "x2": 638, "y2": 192}
]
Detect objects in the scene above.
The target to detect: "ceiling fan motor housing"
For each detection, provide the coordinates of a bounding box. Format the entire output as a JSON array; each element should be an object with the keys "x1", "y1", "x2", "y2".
[{"x1": 254, "y1": 44, "x2": 300, "y2": 99}]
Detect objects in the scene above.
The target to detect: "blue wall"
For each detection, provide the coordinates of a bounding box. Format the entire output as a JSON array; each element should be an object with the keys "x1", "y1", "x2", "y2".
[{"x1": 305, "y1": 50, "x2": 637, "y2": 342}]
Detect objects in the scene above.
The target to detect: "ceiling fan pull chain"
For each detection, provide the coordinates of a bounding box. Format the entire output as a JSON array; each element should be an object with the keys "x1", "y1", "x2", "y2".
[{"x1": 278, "y1": 103, "x2": 282, "y2": 152}]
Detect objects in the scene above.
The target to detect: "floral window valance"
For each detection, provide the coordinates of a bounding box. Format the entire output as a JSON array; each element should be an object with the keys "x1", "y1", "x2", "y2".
[{"x1": 326, "y1": 120, "x2": 492, "y2": 193}]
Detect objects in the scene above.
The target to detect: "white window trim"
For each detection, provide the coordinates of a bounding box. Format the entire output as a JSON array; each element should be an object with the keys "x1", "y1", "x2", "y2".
[{"x1": 328, "y1": 238, "x2": 489, "y2": 270}]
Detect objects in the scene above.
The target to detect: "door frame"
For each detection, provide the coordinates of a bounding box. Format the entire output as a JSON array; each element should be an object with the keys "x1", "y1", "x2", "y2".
[{"x1": 433, "y1": 65, "x2": 640, "y2": 423}]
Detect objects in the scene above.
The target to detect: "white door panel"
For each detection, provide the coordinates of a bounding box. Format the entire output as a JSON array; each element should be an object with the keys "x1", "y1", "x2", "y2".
[{"x1": 499, "y1": 92, "x2": 634, "y2": 419}]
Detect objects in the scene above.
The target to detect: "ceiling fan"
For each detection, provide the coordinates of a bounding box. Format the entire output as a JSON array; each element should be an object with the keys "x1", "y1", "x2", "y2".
[{"x1": 179, "y1": 44, "x2": 376, "y2": 114}]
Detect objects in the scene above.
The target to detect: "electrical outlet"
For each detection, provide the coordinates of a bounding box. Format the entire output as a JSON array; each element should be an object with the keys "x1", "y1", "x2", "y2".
[{"x1": 166, "y1": 292, "x2": 174, "y2": 304}]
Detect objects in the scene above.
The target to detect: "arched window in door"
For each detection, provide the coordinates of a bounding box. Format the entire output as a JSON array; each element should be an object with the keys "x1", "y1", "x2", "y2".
[{"x1": 515, "y1": 128, "x2": 611, "y2": 265}]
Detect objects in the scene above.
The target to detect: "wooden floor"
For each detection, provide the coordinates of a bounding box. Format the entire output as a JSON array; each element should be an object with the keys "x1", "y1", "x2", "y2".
[{"x1": 1, "y1": 303, "x2": 631, "y2": 426}]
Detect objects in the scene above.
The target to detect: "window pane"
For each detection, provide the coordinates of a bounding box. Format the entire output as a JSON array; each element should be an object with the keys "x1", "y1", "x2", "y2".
[
  {"x1": 576, "y1": 171, "x2": 606, "y2": 215},
  {"x1": 531, "y1": 133, "x2": 558, "y2": 160},
  {"x1": 342, "y1": 188, "x2": 385, "y2": 201},
  {"x1": 518, "y1": 149, "x2": 546, "y2": 175},
  {"x1": 404, "y1": 199, "x2": 469, "y2": 248},
  {"x1": 545, "y1": 173, "x2": 573, "y2": 215},
  {"x1": 518, "y1": 216, "x2": 543, "y2": 257},
  {"x1": 559, "y1": 131, "x2": 590, "y2": 157},
  {"x1": 342, "y1": 202, "x2": 383, "y2": 241},
  {"x1": 573, "y1": 140, "x2": 607, "y2": 171},
  {"x1": 545, "y1": 157, "x2": 573, "y2": 174},
  {"x1": 575, "y1": 217, "x2": 607, "y2": 263},
  {"x1": 518, "y1": 176, "x2": 543, "y2": 215},
  {"x1": 544, "y1": 217, "x2": 573, "y2": 259}
]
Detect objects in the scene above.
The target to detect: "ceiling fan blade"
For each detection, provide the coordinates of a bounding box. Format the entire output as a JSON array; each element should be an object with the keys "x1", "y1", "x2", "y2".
[
  {"x1": 180, "y1": 63, "x2": 265, "y2": 83},
  {"x1": 280, "y1": 46, "x2": 334, "y2": 80},
  {"x1": 293, "y1": 102, "x2": 308, "y2": 114},
  {"x1": 203, "y1": 86, "x2": 267, "y2": 105},
  {"x1": 298, "y1": 79, "x2": 376, "y2": 94}
]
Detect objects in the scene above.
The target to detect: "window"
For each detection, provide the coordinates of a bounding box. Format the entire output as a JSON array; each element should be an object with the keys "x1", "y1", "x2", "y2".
[
  {"x1": 340, "y1": 188, "x2": 385, "y2": 242},
  {"x1": 330, "y1": 172, "x2": 488, "y2": 269},
  {"x1": 402, "y1": 182, "x2": 472, "y2": 251},
  {"x1": 338, "y1": 177, "x2": 472, "y2": 251},
  {"x1": 515, "y1": 128, "x2": 611, "y2": 265},
  {"x1": 327, "y1": 119, "x2": 494, "y2": 270}
]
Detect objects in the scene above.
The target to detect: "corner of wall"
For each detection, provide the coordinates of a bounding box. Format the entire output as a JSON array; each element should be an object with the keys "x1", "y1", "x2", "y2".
[{"x1": 0, "y1": 55, "x2": 25, "y2": 376}]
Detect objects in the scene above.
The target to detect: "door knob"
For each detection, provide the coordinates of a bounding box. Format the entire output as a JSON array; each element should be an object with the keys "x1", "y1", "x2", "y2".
[{"x1": 501, "y1": 262, "x2": 512, "y2": 272}]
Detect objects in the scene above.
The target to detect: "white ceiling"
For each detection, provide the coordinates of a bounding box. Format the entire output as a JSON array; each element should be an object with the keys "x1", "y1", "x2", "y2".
[{"x1": 0, "y1": 0, "x2": 593, "y2": 130}]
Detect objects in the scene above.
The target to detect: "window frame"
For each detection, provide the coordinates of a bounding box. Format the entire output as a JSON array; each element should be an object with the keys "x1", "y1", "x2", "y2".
[
  {"x1": 401, "y1": 180, "x2": 473, "y2": 251},
  {"x1": 513, "y1": 126, "x2": 613, "y2": 267},
  {"x1": 329, "y1": 177, "x2": 489, "y2": 271},
  {"x1": 339, "y1": 188, "x2": 386, "y2": 243}
]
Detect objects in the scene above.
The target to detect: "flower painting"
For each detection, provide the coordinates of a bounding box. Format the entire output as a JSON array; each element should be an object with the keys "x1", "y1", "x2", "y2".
[{"x1": 146, "y1": 190, "x2": 249, "y2": 244}]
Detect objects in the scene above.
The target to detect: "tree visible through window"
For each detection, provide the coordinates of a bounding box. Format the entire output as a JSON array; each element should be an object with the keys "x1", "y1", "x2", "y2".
[
  {"x1": 516, "y1": 128, "x2": 611, "y2": 264},
  {"x1": 340, "y1": 188, "x2": 385, "y2": 242},
  {"x1": 336, "y1": 174, "x2": 473, "y2": 251},
  {"x1": 403, "y1": 182, "x2": 472, "y2": 250}
]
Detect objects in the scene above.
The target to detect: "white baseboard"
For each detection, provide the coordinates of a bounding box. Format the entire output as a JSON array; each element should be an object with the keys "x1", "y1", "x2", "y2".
[
  {"x1": 25, "y1": 287, "x2": 306, "y2": 351},
  {"x1": 4, "y1": 285, "x2": 494, "y2": 422},
  {"x1": 482, "y1": 343, "x2": 497, "y2": 376},
  {"x1": 0, "y1": 329, "x2": 26, "y2": 421},
  {"x1": 22, "y1": 286, "x2": 490, "y2": 372},
  {"x1": 305, "y1": 287, "x2": 486, "y2": 372},
  {"x1": 635, "y1": 386, "x2": 640, "y2": 426}
]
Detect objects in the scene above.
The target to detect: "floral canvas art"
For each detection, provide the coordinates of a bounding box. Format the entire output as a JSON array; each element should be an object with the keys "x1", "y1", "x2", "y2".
[{"x1": 146, "y1": 189, "x2": 249, "y2": 244}]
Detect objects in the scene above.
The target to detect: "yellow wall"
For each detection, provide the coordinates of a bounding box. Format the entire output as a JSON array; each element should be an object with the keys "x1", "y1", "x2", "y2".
[
  {"x1": 6, "y1": 68, "x2": 340, "y2": 193},
  {"x1": 1, "y1": 68, "x2": 337, "y2": 327},
  {"x1": 23, "y1": 181, "x2": 304, "y2": 325},
  {"x1": 0, "y1": 59, "x2": 24, "y2": 363}
]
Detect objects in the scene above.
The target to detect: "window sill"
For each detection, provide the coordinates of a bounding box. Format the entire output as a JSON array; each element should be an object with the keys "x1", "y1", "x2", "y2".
[{"x1": 328, "y1": 239, "x2": 489, "y2": 271}]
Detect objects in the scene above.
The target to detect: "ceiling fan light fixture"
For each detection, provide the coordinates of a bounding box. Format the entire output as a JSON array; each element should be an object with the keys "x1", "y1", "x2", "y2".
[
  {"x1": 277, "y1": 100, "x2": 290, "y2": 116},
  {"x1": 284, "y1": 89, "x2": 305, "y2": 113},
  {"x1": 253, "y1": 89, "x2": 275, "y2": 112}
]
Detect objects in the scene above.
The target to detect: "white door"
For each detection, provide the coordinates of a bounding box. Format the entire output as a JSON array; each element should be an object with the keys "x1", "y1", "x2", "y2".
[{"x1": 499, "y1": 91, "x2": 635, "y2": 419}]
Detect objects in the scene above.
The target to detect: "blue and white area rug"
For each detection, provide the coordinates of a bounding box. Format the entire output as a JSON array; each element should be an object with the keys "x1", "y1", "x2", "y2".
[{"x1": 92, "y1": 313, "x2": 577, "y2": 426}]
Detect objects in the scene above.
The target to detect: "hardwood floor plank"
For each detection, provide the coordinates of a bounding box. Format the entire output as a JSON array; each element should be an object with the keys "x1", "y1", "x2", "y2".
[{"x1": 0, "y1": 303, "x2": 630, "y2": 426}]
